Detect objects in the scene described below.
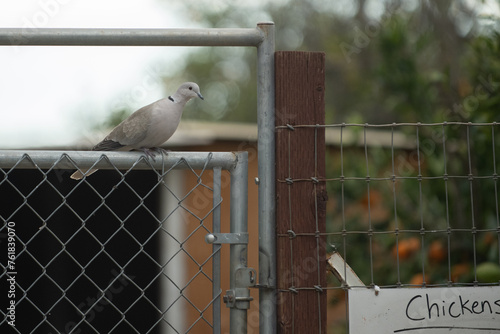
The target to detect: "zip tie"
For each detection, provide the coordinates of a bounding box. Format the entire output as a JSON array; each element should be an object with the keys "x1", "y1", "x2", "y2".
[
  {"x1": 314, "y1": 285, "x2": 323, "y2": 293},
  {"x1": 285, "y1": 177, "x2": 293, "y2": 184}
]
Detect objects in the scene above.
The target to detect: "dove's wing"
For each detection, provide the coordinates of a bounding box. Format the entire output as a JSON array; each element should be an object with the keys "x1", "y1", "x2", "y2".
[{"x1": 94, "y1": 104, "x2": 153, "y2": 150}]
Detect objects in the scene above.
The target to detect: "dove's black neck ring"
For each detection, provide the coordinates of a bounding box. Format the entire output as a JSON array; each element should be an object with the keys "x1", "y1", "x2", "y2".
[{"x1": 168, "y1": 96, "x2": 174, "y2": 102}]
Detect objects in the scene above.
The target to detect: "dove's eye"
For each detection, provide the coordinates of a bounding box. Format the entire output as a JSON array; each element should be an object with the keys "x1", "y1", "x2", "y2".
[{"x1": 189, "y1": 86, "x2": 193, "y2": 90}]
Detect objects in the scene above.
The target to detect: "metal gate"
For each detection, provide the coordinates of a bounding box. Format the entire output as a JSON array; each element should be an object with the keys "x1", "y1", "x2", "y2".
[
  {"x1": 0, "y1": 23, "x2": 276, "y2": 333},
  {"x1": 0, "y1": 150, "x2": 248, "y2": 333}
]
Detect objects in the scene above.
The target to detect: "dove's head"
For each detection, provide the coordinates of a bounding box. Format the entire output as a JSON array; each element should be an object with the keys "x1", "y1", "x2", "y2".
[{"x1": 177, "y1": 82, "x2": 204, "y2": 101}]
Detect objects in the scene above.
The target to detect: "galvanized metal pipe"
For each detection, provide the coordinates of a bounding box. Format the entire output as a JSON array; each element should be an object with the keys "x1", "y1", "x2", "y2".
[
  {"x1": 0, "y1": 150, "x2": 237, "y2": 171},
  {"x1": 0, "y1": 28, "x2": 263, "y2": 46},
  {"x1": 229, "y1": 151, "x2": 249, "y2": 333},
  {"x1": 256, "y1": 22, "x2": 277, "y2": 334},
  {"x1": 212, "y1": 167, "x2": 222, "y2": 334}
]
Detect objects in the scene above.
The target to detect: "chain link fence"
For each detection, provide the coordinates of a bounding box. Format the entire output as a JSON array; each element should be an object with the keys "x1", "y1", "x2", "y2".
[{"x1": 0, "y1": 151, "x2": 248, "y2": 334}]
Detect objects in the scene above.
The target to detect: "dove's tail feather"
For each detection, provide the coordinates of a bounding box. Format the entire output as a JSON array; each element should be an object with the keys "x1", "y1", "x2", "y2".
[{"x1": 70, "y1": 168, "x2": 99, "y2": 180}]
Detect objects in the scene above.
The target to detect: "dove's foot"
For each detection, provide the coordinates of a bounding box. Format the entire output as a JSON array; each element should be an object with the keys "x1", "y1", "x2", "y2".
[
  {"x1": 140, "y1": 147, "x2": 170, "y2": 162},
  {"x1": 141, "y1": 148, "x2": 158, "y2": 162},
  {"x1": 154, "y1": 148, "x2": 171, "y2": 155}
]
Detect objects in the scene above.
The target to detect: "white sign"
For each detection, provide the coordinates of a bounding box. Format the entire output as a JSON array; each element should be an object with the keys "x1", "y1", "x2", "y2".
[{"x1": 349, "y1": 286, "x2": 500, "y2": 333}]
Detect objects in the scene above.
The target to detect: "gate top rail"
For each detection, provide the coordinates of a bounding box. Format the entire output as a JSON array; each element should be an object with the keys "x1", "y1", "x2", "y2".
[
  {"x1": 0, "y1": 27, "x2": 267, "y2": 46},
  {"x1": 0, "y1": 150, "x2": 239, "y2": 171}
]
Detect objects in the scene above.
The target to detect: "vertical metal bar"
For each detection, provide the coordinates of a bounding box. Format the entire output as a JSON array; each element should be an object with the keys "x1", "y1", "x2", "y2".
[
  {"x1": 491, "y1": 125, "x2": 500, "y2": 268},
  {"x1": 466, "y1": 124, "x2": 478, "y2": 283},
  {"x1": 340, "y1": 125, "x2": 349, "y2": 334},
  {"x1": 256, "y1": 21, "x2": 276, "y2": 334},
  {"x1": 442, "y1": 124, "x2": 452, "y2": 285},
  {"x1": 364, "y1": 125, "x2": 375, "y2": 285},
  {"x1": 391, "y1": 125, "x2": 401, "y2": 286},
  {"x1": 229, "y1": 152, "x2": 249, "y2": 333},
  {"x1": 213, "y1": 167, "x2": 222, "y2": 334},
  {"x1": 416, "y1": 125, "x2": 426, "y2": 285}
]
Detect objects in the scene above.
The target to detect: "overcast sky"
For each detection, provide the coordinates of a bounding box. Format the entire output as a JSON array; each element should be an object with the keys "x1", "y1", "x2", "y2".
[{"x1": 0, "y1": 0, "x2": 200, "y2": 149}]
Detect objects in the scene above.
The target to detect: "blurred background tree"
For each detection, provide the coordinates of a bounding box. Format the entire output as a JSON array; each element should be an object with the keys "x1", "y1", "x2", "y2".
[
  {"x1": 157, "y1": 0, "x2": 499, "y2": 124},
  {"x1": 101, "y1": 0, "x2": 499, "y2": 125}
]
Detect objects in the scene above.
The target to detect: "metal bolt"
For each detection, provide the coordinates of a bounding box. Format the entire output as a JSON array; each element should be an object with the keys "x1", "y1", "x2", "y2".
[
  {"x1": 205, "y1": 234, "x2": 216, "y2": 244},
  {"x1": 254, "y1": 177, "x2": 260, "y2": 185}
]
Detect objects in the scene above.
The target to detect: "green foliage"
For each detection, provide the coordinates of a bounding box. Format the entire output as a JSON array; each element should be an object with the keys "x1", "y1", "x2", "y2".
[
  {"x1": 466, "y1": 32, "x2": 500, "y2": 121},
  {"x1": 327, "y1": 29, "x2": 500, "y2": 290},
  {"x1": 375, "y1": 17, "x2": 439, "y2": 120}
]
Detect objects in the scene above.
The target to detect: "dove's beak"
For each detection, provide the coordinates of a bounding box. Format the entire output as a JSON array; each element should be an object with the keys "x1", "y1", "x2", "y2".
[{"x1": 197, "y1": 92, "x2": 204, "y2": 100}]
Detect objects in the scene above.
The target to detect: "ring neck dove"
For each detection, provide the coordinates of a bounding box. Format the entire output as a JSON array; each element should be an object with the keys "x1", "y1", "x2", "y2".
[{"x1": 70, "y1": 82, "x2": 203, "y2": 180}]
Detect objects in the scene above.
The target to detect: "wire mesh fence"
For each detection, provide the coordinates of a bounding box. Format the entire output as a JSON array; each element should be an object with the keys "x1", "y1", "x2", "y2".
[
  {"x1": 276, "y1": 121, "x2": 500, "y2": 333},
  {"x1": 326, "y1": 122, "x2": 499, "y2": 285},
  {"x1": 326, "y1": 121, "x2": 500, "y2": 332},
  {"x1": 0, "y1": 151, "x2": 244, "y2": 334}
]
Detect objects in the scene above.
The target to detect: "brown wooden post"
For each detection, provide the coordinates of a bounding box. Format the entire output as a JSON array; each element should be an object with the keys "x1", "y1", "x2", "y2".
[{"x1": 275, "y1": 51, "x2": 327, "y2": 333}]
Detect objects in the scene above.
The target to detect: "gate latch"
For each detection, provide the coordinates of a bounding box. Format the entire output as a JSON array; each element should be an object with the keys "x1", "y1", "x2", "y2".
[
  {"x1": 205, "y1": 232, "x2": 248, "y2": 245},
  {"x1": 223, "y1": 268, "x2": 256, "y2": 309}
]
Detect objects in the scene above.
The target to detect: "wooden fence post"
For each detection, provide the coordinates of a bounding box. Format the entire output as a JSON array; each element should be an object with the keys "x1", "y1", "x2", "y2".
[{"x1": 275, "y1": 51, "x2": 327, "y2": 333}]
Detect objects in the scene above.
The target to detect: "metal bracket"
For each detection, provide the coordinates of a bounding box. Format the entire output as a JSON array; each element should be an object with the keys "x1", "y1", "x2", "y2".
[
  {"x1": 205, "y1": 232, "x2": 249, "y2": 245},
  {"x1": 223, "y1": 268, "x2": 256, "y2": 309},
  {"x1": 235, "y1": 267, "x2": 256, "y2": 287}
]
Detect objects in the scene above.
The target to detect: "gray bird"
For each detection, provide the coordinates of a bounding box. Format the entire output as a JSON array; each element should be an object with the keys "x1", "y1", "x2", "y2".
[{"x1": 70, "y1": 82, "x2": 203, "y2": 180}]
